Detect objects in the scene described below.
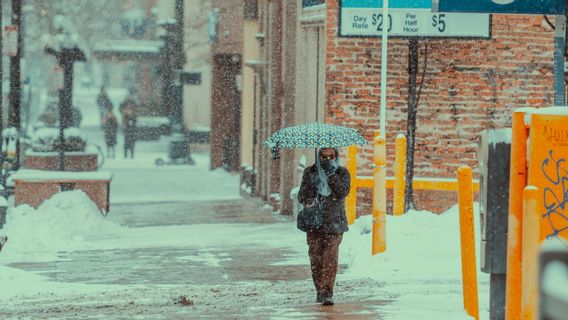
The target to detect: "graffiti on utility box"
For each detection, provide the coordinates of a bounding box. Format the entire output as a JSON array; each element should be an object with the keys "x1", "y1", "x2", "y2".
[{"x1": 529, "y1": 113, "x2": 568, "y2": 241}]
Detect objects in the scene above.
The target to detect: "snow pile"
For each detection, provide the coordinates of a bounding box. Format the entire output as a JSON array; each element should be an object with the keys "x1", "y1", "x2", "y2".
[
  {"x1": 0, "y1": 264, "x2": 114, "y2": 299},
  {"x1": 30, "y1": 127, "x2": 86, "y2": 152},
  {"x1": 340, "y1": 205, "x2": 488, "y2": 319},
  {"x1": 1, "y1": 190, "x2": 123, "y2": 262},
  {"x1": 542, "y1": 261, "x2": 568, "y2": 301},
  {"x1": 343, "y1": 208, "x2": 463, "y2": 280}
]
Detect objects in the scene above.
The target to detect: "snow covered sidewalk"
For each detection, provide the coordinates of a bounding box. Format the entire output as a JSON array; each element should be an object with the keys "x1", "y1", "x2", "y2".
[
  {"x1": 0, "y1": 200, "x2": 489, "y2": 318},
  {"x1": 0, "y1": 138, "x2": 489, "y2": 319},
  {"x1": 0, "y1": 191, "x2": 389, "y2": 319}
]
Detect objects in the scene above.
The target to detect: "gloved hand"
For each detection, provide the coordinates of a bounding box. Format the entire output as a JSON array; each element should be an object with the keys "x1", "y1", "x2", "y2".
[{"x1": 321, "y1": 159, "x2": 338, "y2": 176}]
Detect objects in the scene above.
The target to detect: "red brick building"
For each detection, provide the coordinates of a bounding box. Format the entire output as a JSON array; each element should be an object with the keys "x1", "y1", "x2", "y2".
[
  {"x1": 241, "y1": 1, "x2": 556, "y2": 214},
  {"x1": 324, "y1": 1, "x2": 554, "y2": 211}
]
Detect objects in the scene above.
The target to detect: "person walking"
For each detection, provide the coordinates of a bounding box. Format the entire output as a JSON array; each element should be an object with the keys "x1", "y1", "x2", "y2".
[
  {"x1": 96, "y1": 87, "x2": 113, "y2": 120},
  {"x1": 101, "y1": 109, "x2": 118, "y2": 158},
  {"x1": 119, "y1": 97, "x2": 137, "y2": 159},
  {"x1": 297, "y1": 147, "x2": 351, "y2": 306}
]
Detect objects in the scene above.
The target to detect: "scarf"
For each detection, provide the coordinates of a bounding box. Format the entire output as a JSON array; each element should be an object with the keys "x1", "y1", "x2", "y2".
[{"x1": 315, "y1": 150, "x2": 340, "y2": 197}]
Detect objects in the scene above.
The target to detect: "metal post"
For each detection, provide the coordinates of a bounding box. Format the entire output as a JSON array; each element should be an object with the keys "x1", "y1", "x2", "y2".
[
  {"x1": 521, "y1": 186, "x2": 540, "y2": 320},
  {"x1": 505, "y1": 111, "x2": 529, "y2": 320},
  {"x1": 372, "y1": 132, "x2": 387, "y2": 255},
  {"x1": 172, "y1": 0, "x2": 185, "y2": 132},
  {"x1": 393, "y1": 134, "x2": 407, "y2": 215},
  {"x1": 167, "y1": 0, "x2": 193, "y2": 164},
  {"x1": 58, "y1": 52, "x2": 74, "y2": 171},
  {"x1": 58, "y1": 86, "x2": 65, "y2": 171},
  {"x1": 61, "y1": 53, "x2": 74, "y2": 129},
  {"x1": 0, "y1": 1, "x2": 5, "y2": 193},
  {"x1": 8, "y1": 0, "x2": 22, "y2": 170},
  {"x1": 458, "y1": 165, "x2": 480, "y2": 320},
  {"x1": 57, "y1": 55, "x2": 69, "y2": 171},
  {"x1": 553, "y1": 15, "x2": 566, "y2": 106},
  {"x1": 379, "y1": 0, "x2": 389, "y2": 135}
]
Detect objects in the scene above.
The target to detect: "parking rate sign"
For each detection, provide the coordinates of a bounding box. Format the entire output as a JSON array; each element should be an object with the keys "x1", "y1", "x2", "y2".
[{"x1": 339, "y1": 0, "x2": 490, "y2": 38}]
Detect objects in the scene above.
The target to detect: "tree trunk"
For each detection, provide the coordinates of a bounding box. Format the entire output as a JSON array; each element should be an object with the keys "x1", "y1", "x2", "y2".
[{"x1": 404, "y1": 39, "x2": 419, "y2": 210}]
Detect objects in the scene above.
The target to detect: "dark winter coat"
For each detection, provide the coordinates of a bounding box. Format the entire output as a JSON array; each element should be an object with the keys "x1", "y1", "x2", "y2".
[
  {"x1": 102, "y1": 112, "x2": 118, "y2": 146},
  {"x1": 120, "y1": 99, "x2": 137, "y2": 144},
  {"x1": 298, "y1": 164, "x2": 351, "y2": 234},
  {"x1": 97, "y1": 92, "x2": 113, "y2": 116}
]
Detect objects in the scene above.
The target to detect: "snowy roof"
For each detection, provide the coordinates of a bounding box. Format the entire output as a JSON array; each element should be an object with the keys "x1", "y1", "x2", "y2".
[
  {"x1": 485, "y1": 128, "x2": 512, "y2": 145},
  {"x1": 93, "y1": 39, "x2": 163, "y2": 61},
  {"x1": 516, "y1": 106, "x2": 568, "y2": 115},
  {"x1": 24, "y1": 151, "x2": 99, "y2": 157},
  {"x1": 157, "y1": 18, "x2": 177, "y2": 26},
  {"x1": 12, "y1": 170, "x2": 113, "y2": 182},
  {"x1": 137, "y1": 116, "x2": 170, "y2": 127},
  {"x1": 516, "y1": 106, "x2": 568, "y2": 126}
]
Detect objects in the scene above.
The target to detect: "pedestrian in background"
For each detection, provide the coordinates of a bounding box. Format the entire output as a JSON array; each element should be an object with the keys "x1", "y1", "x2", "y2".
[
  {"x1": 119, "y1": 97, "x2": 137, "y2": 159},
  {"x1": 297, "y1": 147, "x2": 351, "y2": 306},
  {"x1": 96, "y1": 87, "x2": 113, "y2": 120},
  {"x1": 102, "y1": 109, "x2": 118, "y2": 158}
]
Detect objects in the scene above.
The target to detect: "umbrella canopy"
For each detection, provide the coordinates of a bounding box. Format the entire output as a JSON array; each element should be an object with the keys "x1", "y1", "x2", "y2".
[{"x1": 264, "y1": 122, "x2": 367, "y2": 149}]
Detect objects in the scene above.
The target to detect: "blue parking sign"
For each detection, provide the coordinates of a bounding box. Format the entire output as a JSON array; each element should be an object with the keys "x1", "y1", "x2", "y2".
[{"x1": 434, "y1": 0, "x2": 565, "y2": 15}]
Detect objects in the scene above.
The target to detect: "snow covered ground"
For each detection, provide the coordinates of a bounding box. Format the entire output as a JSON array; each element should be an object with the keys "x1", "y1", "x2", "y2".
[{"x1": 0, "y1": 144, "x2": 490, "y2": 319}]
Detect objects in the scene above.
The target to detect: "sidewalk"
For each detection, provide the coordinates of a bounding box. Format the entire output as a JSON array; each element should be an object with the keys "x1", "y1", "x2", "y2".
[
  {"x1": 1, "y1": 196, "x2": 388, "y2": 319},
  {"x1": 0, "y1": 129, "x2": 389, "y2": 319},
  {"x1": 1, "y1": 126, "x2": 482, "y2": 319}
]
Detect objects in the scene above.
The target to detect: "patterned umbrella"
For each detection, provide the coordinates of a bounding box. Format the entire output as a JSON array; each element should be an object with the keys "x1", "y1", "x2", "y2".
[{"x1": 264, "y1": 122, "x2": 367, "y2": 154}]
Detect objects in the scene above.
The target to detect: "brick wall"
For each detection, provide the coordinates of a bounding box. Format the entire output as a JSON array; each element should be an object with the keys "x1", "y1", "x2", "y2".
[{"x1": 326, "y1": 1, "x2": 554, "y2": 211}]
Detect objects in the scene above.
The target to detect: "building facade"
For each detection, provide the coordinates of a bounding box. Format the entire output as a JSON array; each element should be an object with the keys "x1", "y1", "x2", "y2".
[
  {"x1": 209, "y1": 0, "x2": 244, "y2": 171},
  {"x1": 240, "y1": 0, "x2": 556, "y2": 215}
]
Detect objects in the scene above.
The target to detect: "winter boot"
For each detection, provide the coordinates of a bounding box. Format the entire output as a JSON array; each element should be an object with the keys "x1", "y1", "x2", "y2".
[
  {"x1": 316, "y1": 293, "x2": 323, "y2": 303},
  {"x1": 322, "y1": 295, "x2": 334, "y2": 306}
]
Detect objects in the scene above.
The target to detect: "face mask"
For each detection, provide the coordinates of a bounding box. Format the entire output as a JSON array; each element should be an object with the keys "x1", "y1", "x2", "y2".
[{"x1": 321, "y1": 159, "x2": 338, "y2": 173}]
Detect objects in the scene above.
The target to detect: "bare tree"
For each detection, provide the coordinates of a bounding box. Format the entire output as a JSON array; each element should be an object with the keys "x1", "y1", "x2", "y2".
[{"x1": 404, "y1": 38, "x2": 428, "y2": 210}]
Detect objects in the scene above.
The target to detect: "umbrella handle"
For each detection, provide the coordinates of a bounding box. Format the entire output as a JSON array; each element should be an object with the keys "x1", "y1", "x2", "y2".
[{"x1": 271, "y1": 141, "x2": 280, "y2": 160}]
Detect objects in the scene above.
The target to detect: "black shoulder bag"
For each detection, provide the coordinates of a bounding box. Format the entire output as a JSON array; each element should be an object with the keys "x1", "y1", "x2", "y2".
[{"x1": 297, "y1": 198, "x2": 323, "y2": 232}]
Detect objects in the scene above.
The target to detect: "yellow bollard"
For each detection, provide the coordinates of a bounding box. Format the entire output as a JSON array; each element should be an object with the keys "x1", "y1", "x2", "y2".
[
  {"x1": 393, "y1": 134, "x2": 407, "y2": 215},
  {"x1": 505, "y1": 111, "x2": 529, "y2": 320},
  {"x1": 346, "y1": 145, "x2": 358, "y2": 225},
  {"x1": 372, "y1": 132, "x2": 387, "y2": 255},
  {"x1": 521, "y1": 186, "x2": 540, "y2": 320},
  {"x1": 457, "y1": 165, "x2": 480, "y2": 320}
]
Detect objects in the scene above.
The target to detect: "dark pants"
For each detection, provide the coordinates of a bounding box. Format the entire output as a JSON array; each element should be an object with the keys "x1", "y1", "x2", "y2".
[
  {"x1": 307, "y1": 230, "x2": 343, "y2": 297},
  {"x1": 124, "y1": 133, "x2": 135, "y2": 158}
]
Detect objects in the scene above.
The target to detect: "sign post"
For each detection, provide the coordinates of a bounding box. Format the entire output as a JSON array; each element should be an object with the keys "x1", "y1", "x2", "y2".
[
  {"x1": 379, "y1": 0, "x2": 388, "y2": 134},
  {"x1": 554, "y1": 15, "x2": 566, "y2": 106}
]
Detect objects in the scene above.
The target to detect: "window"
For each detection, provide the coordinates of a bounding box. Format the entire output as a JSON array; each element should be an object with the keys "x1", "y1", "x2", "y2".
[{"x1": 302, "y1": 0, "x2": 325, "y2": 8}]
